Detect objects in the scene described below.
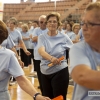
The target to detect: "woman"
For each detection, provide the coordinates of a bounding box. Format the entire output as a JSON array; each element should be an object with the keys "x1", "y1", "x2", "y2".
[
  {"x1": 8, "y1": 17, "x2": 31, "y2": 56},
  {"x1": 38, "y1": 12, "x2": 73, "y2": 100},
  {"x1": 72, "y1": 23, "x2": 81, "y2": 43},
  {"x1": 21, "y1": 24, "x2": 31, "y2": 67},
  {"x1": 65, "y1": 23, "x2": 75, "y2": 40},
  {"x1": 69, "y1": 2, "x2": 100, "y2": 100},
  {"x1": 0, "y1": 20, "x2": 50, "y2": 100}
]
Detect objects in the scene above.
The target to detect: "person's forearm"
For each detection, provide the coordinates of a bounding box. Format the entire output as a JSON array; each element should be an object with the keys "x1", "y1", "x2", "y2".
[
  {"x1": 20, "y1": 40, "x2": 28, "y2": 53},
  {"x1": 16, "y1": 76, "x2": 38, "y2": 97},
  {"x1": 23, "y1": 37, "x2": 30, "y2": 40},
  {"x1": 71, "y1": 65, "x2": 100, "y2": 90},
  {"x1": 11, "y1": 47, "x2": 20, "y2": 60},
  {"x1": 32, "y1": 36, "x2": 38, "y2": 42},
  {"x1": 81, "y1": 70, "x2": 100, "y2": 90},
  {"x1": 38, "y1": 48, "x2": 52, "y2": 61}
]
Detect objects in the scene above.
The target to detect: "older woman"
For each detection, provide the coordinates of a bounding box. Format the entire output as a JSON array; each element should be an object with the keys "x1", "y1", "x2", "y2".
[
  {"x1": 8, "y1": 17, "x2": 31, "y2": 56},
  {"x1": 0, "y1": 20, "x2": 50, "y2": 100},
  {"x1": 72, "y1": 23, "x2": 81, "y2": 43},
  {"x1": 38, "y1": 12, "x2": 73, "y2": 100},
  {"x1": 69, "y1": 2, "x2": 100, "y2": 100},
  {"x1": 21, "y1": 24, "x2": 31, "y2": 67}
]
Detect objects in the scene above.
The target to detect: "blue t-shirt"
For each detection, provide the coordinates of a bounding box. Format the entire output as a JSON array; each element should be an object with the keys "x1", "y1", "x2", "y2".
[
  {"x1": 1, "y1": 35, "x2": 15, "y2": 49},
  {"x1": 69, "y1": 41, "x2": 100, "y2": 100},
  {"x1": 8, "y1": 28, "x2": 22, "y2": 50},
  {"x1": 0, "y1": 47, "x2": 24, "y2": 100},
  {"x1": 65, "y1": 31, "x2": 76, "y2": 41},
  {"x1": 21, "y1": 31, "x2": 30, "y2": 49},
  {"x1": 28, "y1": 28, "x2": 34, "y2": 49},
  {"x1": 32, "y1": 27, "x2": 48, "y2": 60},
  {"x1": 78, "y1": 28, "x2": 84, "y2": 41},
  {"x1": 38, "y1": 31, "x2": 73, "y2": 75}
]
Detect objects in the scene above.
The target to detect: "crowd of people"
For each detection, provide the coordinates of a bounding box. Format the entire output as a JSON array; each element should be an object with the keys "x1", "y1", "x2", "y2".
[{"x1": 0, "y1": 1, "x2": 100, "y2": 100}]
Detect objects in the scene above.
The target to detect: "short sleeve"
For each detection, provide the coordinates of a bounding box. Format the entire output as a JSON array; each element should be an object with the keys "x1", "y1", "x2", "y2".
[
  {"x1": 62, "y1": 34, "x2": 73, "y2": 49},
  {"x1": 7, "y1": 35, "x2": 15, "y2": 49},
  {"x1": 8, "y1": 54, "x2": 24, "y2": 78},
  {"x1": 32, "y1": 28, "x2": 38, "y2": 37},
  {"x1": 69, "y1": 44, "x2": 91, "y2": 74},
  {"x1": 38, "y1": 35, "x2": 45, "y2": 48}
]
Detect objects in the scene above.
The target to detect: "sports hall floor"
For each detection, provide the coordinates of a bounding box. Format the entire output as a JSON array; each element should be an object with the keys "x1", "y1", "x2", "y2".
[{"x1": 8, "y1": 66, "x2": 74, "y2": 100}]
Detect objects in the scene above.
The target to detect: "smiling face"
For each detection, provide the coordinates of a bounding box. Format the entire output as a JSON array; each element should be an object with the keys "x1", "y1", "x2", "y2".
[
  {"x1": 82, "y1": 9, "x2": 100, "y2": 46},
  {"x1": 73, "y1": 24, "x2": 80, "y2": 35},
  {"x1": 47, "y1": 16, "x2": 58, "y2": 31},
  {"x1": 9, "y1": 18, "x2": 17, "y2": 30}
]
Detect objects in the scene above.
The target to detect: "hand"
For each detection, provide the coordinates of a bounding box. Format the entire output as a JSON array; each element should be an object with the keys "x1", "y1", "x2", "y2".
[
  {"x1": 29, "y1": 34, "x2": 32, "y2": 39},
  {"x1": 36, "y1": 95, "x2": 51, "y2": 100},
  {"x1": 51, "y1": 57, "x2": 61, "y2": 65},
  {"x1": 18, "y1": 59, "x2": 24, "y2": 68},
  {"x1": 25, "y1": 50, "x2": 31, "y2": 56}
]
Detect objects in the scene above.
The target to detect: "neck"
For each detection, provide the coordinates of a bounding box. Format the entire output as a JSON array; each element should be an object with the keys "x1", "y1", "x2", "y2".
[
  {"x1": 41, "y1": 27, "x2": 46, "y2": 30},
  {"x1": 10, "y1": 27, "x2": 14, "y2": 31},
  {"x1": 48, "y1": 30, "x2": 58, "y2": 36},
  {"x1": 91, "y1": 45, "x2": 100, "y2": 53}
]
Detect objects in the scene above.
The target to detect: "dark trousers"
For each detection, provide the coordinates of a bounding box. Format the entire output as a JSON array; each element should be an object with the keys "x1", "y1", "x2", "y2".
[
  {"x1": 66, "y1": 50, "x2": 69, "y2": 64},
  {"x1": 35, "y1": 60, "x2": 43, "y2": 94},
  {"x1": 28, "y1": 49, "x2": 36, "y2": 71},
  {"x1": 41, "y1": 67, "x2": 69, "y2": 100},
  {"x1": 20, "y1": 49, "x2": 30, "y2": 66}
]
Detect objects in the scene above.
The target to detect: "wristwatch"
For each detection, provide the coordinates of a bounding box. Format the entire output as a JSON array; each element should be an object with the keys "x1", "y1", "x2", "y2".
[{"x1": 33, "y1": 93, "x2": 41, "y2": 100}]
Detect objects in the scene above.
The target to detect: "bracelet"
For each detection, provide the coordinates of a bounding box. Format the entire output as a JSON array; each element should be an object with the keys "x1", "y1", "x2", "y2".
[{"x1": 33, "y1": 93, "x2": 41, "y2": 100}]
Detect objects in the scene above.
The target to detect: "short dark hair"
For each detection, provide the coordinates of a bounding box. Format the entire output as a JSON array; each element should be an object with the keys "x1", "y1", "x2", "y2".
[
  {"x1": 0, "y1": 20, "x2": 8, "y2": 44},
  {"x1": 33, "y1": 20, "x2": 38, "y2": 25}
]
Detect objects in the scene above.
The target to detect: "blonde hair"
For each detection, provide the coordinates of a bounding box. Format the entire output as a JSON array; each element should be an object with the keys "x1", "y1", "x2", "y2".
[
  {"x1": 72, "y1": 23, "x2": 80, "y2": 31},
  {"x1": 22, "y1": 24, "x2": 29, "y2": 32},
  {"x1": 39, "y1": 15, "x2": 46, "y2": 21}
]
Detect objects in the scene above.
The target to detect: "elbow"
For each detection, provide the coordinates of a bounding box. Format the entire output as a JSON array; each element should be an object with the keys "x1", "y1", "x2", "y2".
[{"x1": 74, "y1": 73, "x2": 87, "y2": 86}]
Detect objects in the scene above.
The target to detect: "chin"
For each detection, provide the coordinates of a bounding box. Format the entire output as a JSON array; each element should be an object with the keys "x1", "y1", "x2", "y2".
[{"x1": 84, "y1": 38, "x2": 89, "y2": 43}]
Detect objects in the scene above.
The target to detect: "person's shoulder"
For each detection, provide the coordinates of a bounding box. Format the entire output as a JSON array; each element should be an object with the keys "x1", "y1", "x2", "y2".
[
  {"x1": 38, "y1": 32, "x2": 46, "y2": 39},
  {"x1": 71, "y1": 41, "x2": 85, "y2": 50},
  {"x1": 59, "y1": 32, "x2": 70, "y2": 39},
  {"x1": 14, "y1": 29, "x2": 21, "y2": 34},
  {"x1": 34, "y1": 27, "x2": 40, "y2": 31},
  {"x1": 59, "y1": 31, "x2": 66, "y2": 36},
  {"x1": 2, "y1": 47, "x2": 14, "y2": 56}
]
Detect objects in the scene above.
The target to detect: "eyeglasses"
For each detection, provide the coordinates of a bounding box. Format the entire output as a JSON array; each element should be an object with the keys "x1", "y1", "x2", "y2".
[
  {"x1": 80, "y1": 21, "x2": 100, "y2": 28},
  {"x1": 39, "y1": 21, "x2": 46, "y2": 24},
  {"x1": 47, "y1": 20, "x2": 57, "y2": 24}
]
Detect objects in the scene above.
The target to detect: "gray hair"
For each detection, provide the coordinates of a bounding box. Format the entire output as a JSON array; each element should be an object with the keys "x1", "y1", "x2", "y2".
[{"x1": 39, "y1": 15, "x2": 46, "y2": 21}]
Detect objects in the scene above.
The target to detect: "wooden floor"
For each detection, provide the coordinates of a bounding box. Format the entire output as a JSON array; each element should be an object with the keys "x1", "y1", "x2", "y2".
[{"x1": 8, "y1": 66, "x2": 74, "y2": 100}]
